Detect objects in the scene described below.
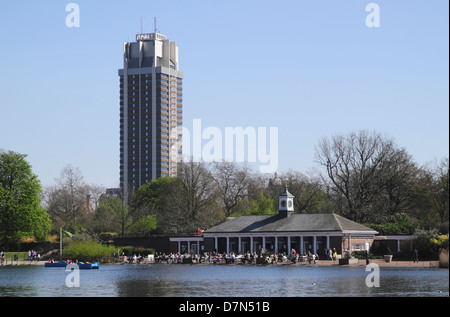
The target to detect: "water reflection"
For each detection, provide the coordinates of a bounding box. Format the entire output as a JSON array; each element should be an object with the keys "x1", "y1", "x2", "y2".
[
  {"x1": 0, "y1": 264, "x2": 448, "y2": 297},
  {"x1": 116, "y1": 279, "x2": 183, "y2": 297}
]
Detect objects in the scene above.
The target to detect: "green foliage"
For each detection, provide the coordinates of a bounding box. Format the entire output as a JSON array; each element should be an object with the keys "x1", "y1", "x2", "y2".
[
  {"x1": 352, "y1": 250, "x2": 382, "y2": 259},
  {"x1": 119, "y1": 246, "x2": 134, "y2": 256},
  {"x1": 243, "y1": 192, "x2": 277, "y2": 215},
  {"x1": 429, "y1": 234, "x2": 449, "y2": 251},
  {"x1": 413, "y1": 228, "x2": 448, "y2": 259},
  {"x1": 130, "y1": 247, "x2": 155, "y2": 256},
  {"x1": 0, "y1": 151, "x2": 51, "y2": 244},
  {"x1": 63, "y1": 240, "x2": 116, "y2": 262},
  {"x1": 363, "y1": 213, "x2": 415, "y2": 235},
  {"x1": 117, "y1": 246, "x2": 154, "y2": 256},
  {"x1": 127, "y1": 214, "x2": 157, "y2": 234},
  {"x1": 133, "y1": 176, "x2": 177, "y2": 210}
]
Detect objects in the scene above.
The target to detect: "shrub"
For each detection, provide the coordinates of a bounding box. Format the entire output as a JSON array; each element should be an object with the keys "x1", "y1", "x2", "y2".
[
  {"x1": 117, "y1": 246, "x2": 155, "y2": 256},
  {"x1": 63, "y1": 240, "x2": 116, "y2": 262},
  {"x1": 363, "y1": 213, "x2": 415, "y2": 235},
  {"x1": 132, "y1": 247, "x2": 155, "y2": 256},
  {"x1": 413, "y1": 228, "x2": 448, "y2": 260},
  {"x1": 118, "y1": 246, "x2": 134, "y2": 256}
]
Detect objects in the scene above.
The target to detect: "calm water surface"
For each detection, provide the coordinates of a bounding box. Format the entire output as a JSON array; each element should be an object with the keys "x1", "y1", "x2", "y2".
[{"x1": 0, "y1": 264, "x2": 448, "y2": 297}]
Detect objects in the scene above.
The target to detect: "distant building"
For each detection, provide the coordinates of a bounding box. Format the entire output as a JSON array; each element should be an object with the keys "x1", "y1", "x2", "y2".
[
  {"x1": 105, "y1": 188, "x2": 121, "y2": 197},
  {"x1": 119, "y1": 32, "x2": 183, "y2": 191}
]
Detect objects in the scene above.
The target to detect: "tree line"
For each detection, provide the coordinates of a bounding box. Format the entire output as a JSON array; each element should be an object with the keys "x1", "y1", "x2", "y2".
[{"x1": 1, "y1": 130, "x2": 448, "y2": 246}]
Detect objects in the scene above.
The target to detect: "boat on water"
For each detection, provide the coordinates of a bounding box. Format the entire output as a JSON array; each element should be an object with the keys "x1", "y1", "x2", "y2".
[
  {"x1": 44, "y1": 261, "x2": 68, "y2": 268},
  {"x1": 77, "y1": 262, "x2": 99, "y2": 269},
  {"x1": 44, "y1": 261, "x2": 99, "y2": 269}
]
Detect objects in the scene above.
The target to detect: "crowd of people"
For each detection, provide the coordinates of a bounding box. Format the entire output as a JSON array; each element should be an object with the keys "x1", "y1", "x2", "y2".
[
  {"x1": 27, "y1": 250, "x2": 41, "y2": 262},
  {"x1": 151, "y1": 248, "x2": 340, "y2": 265}
]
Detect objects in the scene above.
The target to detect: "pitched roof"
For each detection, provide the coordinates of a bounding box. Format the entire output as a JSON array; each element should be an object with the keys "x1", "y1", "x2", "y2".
[{"x1": 203, "y1": 213, "x2": 377, "y2": 235}]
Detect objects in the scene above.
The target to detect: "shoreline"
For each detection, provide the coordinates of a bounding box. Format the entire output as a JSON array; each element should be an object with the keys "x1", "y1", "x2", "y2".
[{"x1": 2, "y1": 259, "x2": 442, "y2": 268}]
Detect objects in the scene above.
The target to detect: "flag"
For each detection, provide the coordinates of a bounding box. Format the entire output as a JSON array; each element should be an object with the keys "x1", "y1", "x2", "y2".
[{"x1": 62, "y1": 229, "x2": 72, "y2": 238}]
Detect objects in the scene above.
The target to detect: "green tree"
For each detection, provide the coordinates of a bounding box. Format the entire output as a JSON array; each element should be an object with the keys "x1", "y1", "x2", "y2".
[
  {"x1": 132, "y1": 177, "x2": 179, "y2": 233},
  {"x1": 0, "y1": 151, "x2": 51, "y2": 247},
  {"x1": 244, "y1": 192, "x2": 277, "y2": 215},
  {"x1": 132, "y1": 176, "x2": 176, "y2": 211},
  {"x1": 101, "y1": 195, "x2": 131, "y2": 237},
  {"x1": 132, "y1": 162, "x2": 222, "y2": 234}
]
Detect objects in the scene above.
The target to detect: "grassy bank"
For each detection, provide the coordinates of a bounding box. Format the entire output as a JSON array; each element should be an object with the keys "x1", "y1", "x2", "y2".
[{"x1": 3, "y1": 252, "x2": 28, "y2": 261}]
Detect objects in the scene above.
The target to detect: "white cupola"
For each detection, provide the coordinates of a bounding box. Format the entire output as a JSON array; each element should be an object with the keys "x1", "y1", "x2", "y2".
[{"x1": 279, "y1": 185, "x2": 295, "y2": 217}]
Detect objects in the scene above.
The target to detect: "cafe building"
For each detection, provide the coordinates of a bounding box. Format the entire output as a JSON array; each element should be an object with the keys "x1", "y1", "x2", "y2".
[{"x1": 170, "y1": 186, "x2": 378, "y2": 256}]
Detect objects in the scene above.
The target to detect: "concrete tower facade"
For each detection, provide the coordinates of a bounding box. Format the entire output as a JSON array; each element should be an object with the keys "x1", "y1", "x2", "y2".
[{"x1": 119, "y1": 32, "x2": 183, "y2": 191}]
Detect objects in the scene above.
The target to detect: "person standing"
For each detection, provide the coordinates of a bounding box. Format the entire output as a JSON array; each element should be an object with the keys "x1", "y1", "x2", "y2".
[{"x1": 413, "y1": 249, "x2": 419, "y2": 263}]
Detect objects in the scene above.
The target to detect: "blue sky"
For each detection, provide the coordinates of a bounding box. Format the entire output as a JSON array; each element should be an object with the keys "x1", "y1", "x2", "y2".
[{"x1": 0, "y1": 0, "x2": 448, "y2": 188}]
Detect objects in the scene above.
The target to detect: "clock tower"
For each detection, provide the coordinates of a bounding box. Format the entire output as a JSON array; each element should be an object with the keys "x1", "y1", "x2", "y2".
[{"x1": 279, "y1": 185, "x2": 295, "y2": 217}]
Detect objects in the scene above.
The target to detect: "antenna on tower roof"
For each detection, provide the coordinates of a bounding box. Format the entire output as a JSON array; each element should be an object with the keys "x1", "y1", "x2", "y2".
[{"x1": 154, "y1": 17, "x2": 157, "y2": 33}]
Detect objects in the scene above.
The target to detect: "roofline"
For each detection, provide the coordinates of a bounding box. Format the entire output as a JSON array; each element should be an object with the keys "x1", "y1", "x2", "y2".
[
  {"x1": 342, "y1": 230, "x2": 379, "y2": 235},
  {"x1": 202, "y1": 231, "x2": 375, "y2": 237}
]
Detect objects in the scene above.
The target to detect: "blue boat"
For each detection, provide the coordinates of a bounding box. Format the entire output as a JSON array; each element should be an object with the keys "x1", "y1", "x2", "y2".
[
  {"x1": 44, "y1": 260, "x2": 68, "y2": 268},
  {"x1": 77, "y1": 262, "x2": 99, "y2": 269},
  {"x1": 44, "y1": 261, "x2": 99, "y2": 269}
]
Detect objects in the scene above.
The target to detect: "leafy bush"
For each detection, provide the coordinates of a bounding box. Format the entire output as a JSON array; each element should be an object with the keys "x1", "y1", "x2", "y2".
[
  {"x1": 118, "y1": 246, "x2": 134, "y2": 256},
  {"x1": 351, "y1": 251, "x2": 381, "y2": 259},
  {"x1": 132, "y1": 247, "x2": 155, "y2": 256},
  {"x1": 118, "y1": 246, "x2": 155, "y2": 256},
  {"x1": 63, "y1": 240, "x2": 116, "y2": 262},
  {"x1": 413, "y1": 228, "x2": 448, "y2": 260},
  {"x1": 363, "y1": 213, "x2": 415, "y2": 235},
  {"x1": 429, "y1": 234, "x2": 449, "y2": 251}
]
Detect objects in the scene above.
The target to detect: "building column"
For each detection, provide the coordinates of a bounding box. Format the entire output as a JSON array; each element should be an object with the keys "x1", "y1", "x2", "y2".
[
  {"x1": 275, "y1": 236, "x2": 278, "y2": 254},
  {"x1": 214, "y1": 237, "x2": 218, "y2": 253},
  {"x1": 226, "y1": 237, "x2": 230, "y2": 254},
  {"x1": 262, "y1": 236, "x2": 266, "y2": 251},
  {"x1": 300, "y1": 236, "x2": 304, "y2": 254},
  {"x1": 326, "y1": 235, "x2": 330, "y2": 250},
  {"x1": 250, "y1": 236, "x2": 254, "y2": 253},
  {"x1": 348, "y1": 235, "x2": 351, "y2": 252},
  {"x1": 187, "y1": 241, "x2": 190, "y2": 254},
  {"x1": 197, "y1": 241, "x2": 200, "y2": 255},
  {"x1": 177, "y1": 241, "x2": 181, "y2": 254},
  {"x1": 287, "y1": 236, "x2": 291, "y2": 255},
  {"x1": 397, "y1": 239, "x2": 401, "y2": 252},
  {"x1": 313, "y1": 236, "x2": 317, "y2": 254},
  {"x1": 238, "y1": 237, "x2": 241, "y2": 253}
]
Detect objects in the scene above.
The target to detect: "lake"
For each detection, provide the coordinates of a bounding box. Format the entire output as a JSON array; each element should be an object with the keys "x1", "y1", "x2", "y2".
[{"x1": 0, "y1": 264, "x2": 448, "y2": 297}]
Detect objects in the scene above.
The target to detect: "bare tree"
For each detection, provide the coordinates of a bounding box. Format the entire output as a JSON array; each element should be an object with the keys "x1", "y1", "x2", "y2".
[
  {"x1": 211, "y1": 161, "x2": 251, "y2": 217},
  {"x1": 433, "y1": 157, "x2": 449, "y2": 223},
  {"x1": 87, "y1": 183, "x2": 106, "y2": 211},
  {"x1": 416, "y1": 157, "x2": 450, "y2": 224},
  {"x1": 279, "y1": 170, "x2": 328, "y2": 214},
  {"x1": 177, "y1": 160, "x2": 219, "y2": 224},
  {"x1": 44, "y1": 165, "x2": 91, "y2": 227},
  {"x1": 314, "y1": 130, "x2": 403, "y2": 222},
  {"x1": 375, "y1": 148, "x2": 419, "y2": 219}
]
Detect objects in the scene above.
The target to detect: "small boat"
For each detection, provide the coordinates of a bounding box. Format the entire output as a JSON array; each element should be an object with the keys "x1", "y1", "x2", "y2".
[
  {"x1": 44, "y1": 261, "x2": 99, "y2": 269},
  {"x1": 77, "y1": 262, "x2": 99, "y2": 269},
  {"x1": 45, "y1": 260, "x2": 68, "y2": 268}
]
